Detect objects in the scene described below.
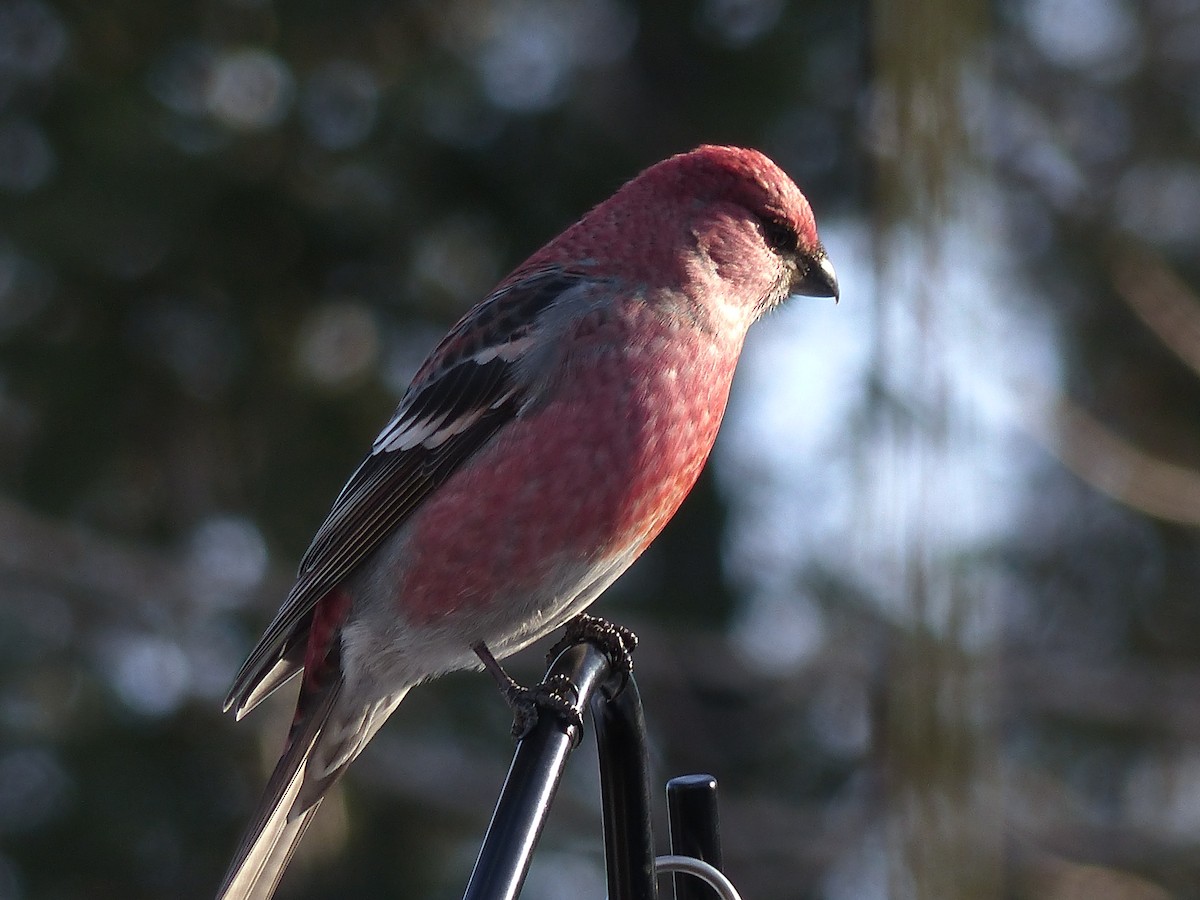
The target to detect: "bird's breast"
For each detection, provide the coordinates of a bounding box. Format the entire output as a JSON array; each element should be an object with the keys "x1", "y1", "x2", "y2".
[{"x1": 395, "y1": 308, "x2": 743, "y2": 626}]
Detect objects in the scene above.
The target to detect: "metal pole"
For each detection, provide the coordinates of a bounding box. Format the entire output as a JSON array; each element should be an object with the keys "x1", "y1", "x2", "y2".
[
  {"x1": 592, "y1": 677, "x2": 657, "y2": 900},
  {"x1": 462, "y1": 643, "x2": 613, "y2": 900},
  {"x1": 665, "y1": 775, "x2": 723, "y2": 900}
]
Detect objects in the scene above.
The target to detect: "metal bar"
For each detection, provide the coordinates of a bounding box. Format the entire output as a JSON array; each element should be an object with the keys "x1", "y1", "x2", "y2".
[
  {"x1": 592, "y1": 676, "x2": 657, "y2": 900},
  {"x1": 665, "y1": 774, "x2": 723, "y2": 900},
  {"x1": 462, "y1": 643, "x2": 613, "y2": 900}
]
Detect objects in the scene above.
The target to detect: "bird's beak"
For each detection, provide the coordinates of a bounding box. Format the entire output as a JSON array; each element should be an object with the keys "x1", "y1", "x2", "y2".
[{"x1": 791, "y1": 252, "x2": 839, "y2": 303}]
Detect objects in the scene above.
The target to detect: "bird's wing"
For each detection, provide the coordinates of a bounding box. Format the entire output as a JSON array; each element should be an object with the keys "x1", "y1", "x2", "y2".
[{"x1": 225, "y1": 268, "x2": 595, "y2": 716}]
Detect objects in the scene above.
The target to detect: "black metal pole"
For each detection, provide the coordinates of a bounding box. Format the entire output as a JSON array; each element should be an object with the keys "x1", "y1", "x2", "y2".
[
  {"x1": 592, "y1": 676, "x2": 657, "y2": 900},
  {"x1": 665, "y1": 775, "x2": 723, "y2": 900},
  {"x1": 462, "y1": 643, "x2": 614, "y2": 900}
]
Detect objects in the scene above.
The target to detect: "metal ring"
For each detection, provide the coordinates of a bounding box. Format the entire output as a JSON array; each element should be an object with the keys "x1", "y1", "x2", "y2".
[{"x1": 654, "y1": 854, "x2": 744, "y2": 900}]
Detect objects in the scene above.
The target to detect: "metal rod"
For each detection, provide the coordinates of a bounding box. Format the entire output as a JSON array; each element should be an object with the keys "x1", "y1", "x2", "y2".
[
  {"x1": 654, "y1": 857, "x2": 741, "y2": 900},
  {"x1": 592, "y1": 676, "x2": 657, "y2": 900},
  {"x1": 462, "y1": 643, "x2": 613, "y2": 900},
  {"x1": 665, "y1": 774, "x2": 723, "y2": 900}
]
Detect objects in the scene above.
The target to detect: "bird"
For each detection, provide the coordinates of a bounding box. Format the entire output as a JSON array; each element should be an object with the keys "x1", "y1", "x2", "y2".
[{"x1": 216, "y1": 144, "x2": 838, "y2": 900}]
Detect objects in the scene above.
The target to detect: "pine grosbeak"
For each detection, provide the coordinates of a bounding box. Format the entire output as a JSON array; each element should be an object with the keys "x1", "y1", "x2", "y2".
[{"x1": 217, "y1": 144, "x2": 838, "y2": 899}]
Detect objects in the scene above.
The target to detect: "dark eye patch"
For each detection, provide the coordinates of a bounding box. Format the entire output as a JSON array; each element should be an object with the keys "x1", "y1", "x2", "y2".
[{"x1": 757, "y1": 215, "x2": 798, "y2": 254}]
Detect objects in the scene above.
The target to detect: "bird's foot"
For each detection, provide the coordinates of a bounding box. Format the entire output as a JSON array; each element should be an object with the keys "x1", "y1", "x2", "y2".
[
  {"x1": 546, "y1": 613, "x2": 638, "y2": 683},
  {"x1": 472, "y1": 642, "x2": 584, "y2": 741},
  {"x1": 504, "y1": 673, "x2": 583, "y2": 740}
]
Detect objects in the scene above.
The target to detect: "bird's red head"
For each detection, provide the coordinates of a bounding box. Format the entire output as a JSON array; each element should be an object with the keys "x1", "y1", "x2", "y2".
[
  {"x1": 515, "y1": 144, "x2": 838, "y2": 310},
  {"x1": 652, "y1": 145, "x2": 822, "y2": 257}
]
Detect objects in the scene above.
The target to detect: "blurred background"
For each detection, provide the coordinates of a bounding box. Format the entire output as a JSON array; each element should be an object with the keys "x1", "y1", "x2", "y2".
[{"x1": 1, "y1": 0, "x2": 1199, "y2": 897}]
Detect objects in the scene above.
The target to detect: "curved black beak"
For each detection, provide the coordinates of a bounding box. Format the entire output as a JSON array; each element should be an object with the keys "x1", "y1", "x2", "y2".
[{"x1": 791, "y1": 251, "x2": 839, "y2": 302}]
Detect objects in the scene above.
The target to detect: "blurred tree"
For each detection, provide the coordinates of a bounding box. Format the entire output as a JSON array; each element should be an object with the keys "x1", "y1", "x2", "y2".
[{"x1": 1, "y1": 0, "x2": 1199, "y2": 899}]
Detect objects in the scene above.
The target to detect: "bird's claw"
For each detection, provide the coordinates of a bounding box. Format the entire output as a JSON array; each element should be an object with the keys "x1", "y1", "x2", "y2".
[
  {"x1": 506, "y1": 673, "x2": 583, "y2": 742},
  {"x1": 546, "y1": 613, "x2": 638, "y2": 688}
]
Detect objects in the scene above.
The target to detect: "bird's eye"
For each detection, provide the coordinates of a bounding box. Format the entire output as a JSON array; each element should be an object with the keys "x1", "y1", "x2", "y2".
[{"x1": 758, "y1": 216, "x2": 798, "y2": 254}]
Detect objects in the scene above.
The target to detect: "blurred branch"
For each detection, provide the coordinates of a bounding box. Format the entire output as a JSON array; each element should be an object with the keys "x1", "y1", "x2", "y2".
[
  {"x1": 1025, "y1": 394, "x2": 1200, "y2": 527},
  {"x1": 1112, "y1": 245, "x2": 1200, "y2": 378},
  {"x1": 1021, "y1": 249, "x2": 1200, "y2": 524},
  {"x1": 1018, "y1": 848, "x2": 1182, "y2": 900}
]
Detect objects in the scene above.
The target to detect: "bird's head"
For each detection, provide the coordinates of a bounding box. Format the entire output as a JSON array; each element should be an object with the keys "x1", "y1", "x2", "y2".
[
  {"x1": 521, "y1": 145, "x2": 838, "y2": 323},
  {"x1": 666, "y1": 145, "x2": 839, "y2": 307}
]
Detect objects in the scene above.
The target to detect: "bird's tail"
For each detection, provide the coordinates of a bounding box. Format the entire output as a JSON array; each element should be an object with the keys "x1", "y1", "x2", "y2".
[
  {"x1": 216, "y1": 679, "x2": 411, "y2": 900},
  {"x1": 216, "y1": 677, "x2": 341, "y2": 900}
]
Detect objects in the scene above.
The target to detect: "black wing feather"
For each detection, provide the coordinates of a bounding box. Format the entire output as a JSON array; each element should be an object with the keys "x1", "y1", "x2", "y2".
[{"x1": 225, "y1": 269, "x2": 591, "y2": 715}]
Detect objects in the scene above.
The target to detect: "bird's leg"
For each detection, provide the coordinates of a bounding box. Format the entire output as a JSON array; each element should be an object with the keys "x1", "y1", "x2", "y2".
[
  {"x1": 471, "y1": 641, "x2": 583, "y2": 740},
  {"x1": 545, "y1": 613, "x2": 638, "y2": 685}
]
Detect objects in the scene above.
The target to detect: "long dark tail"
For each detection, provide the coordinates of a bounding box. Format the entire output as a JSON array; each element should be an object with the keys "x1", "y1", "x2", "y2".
[
  {"x1": 217, "y1": 681, "x2": 411, "y2": 900},
  {"x1": 216, "y1": 679, "x2": 341, "y2": 900}
]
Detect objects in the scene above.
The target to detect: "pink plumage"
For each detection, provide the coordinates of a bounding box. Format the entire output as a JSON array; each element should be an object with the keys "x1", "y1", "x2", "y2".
[{"x1": 216, "y1": 145, "x2": 838, "y2": 900}]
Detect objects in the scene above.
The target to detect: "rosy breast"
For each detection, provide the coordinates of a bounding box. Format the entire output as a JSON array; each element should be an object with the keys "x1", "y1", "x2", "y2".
[{"x1": 399, "y1": 305, "x2": 743, "y2": 624}]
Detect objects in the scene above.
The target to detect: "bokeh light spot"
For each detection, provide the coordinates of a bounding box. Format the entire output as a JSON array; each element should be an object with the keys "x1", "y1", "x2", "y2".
[
  {"x1": 696, "y1": 0, "x2": 785, "y2": 48},
  {"x1": 205, "y1": 48, "x2": 293, "y2": 130},
  {"x1": 0, "y1": 748, "x2": 70, "y2": 834},
  {"x1": 106, "y1": 635, "x2": 191, "y2": 717},
  {"x1": 295, "y1": 300, "x2": 380, "y2": 388},
  {"x1": 186, "y1": 515, "x2": 269, "y2": 608},
  {"x1": 439, "y1": 0, "x2": 636, "y2": 113},
  {"x1": 410, "y1": 215, "x2": 503, "y2": 309},
  {"x1": 0, "y1": 0, "x2": 67, "y2": 79},
  {"x1": 147, "y1": 41, "x2": 215, "y2": 117},
  {"x1": 1115, "y1": 160, "x2": 1200, "y2": 248},
  {"x1": 301, "y1": 61, "x2": 379, "y2": 150},
  {"x1": 1023, "y1": 0, "x2": 1139, "y2": 73},
  {"x1": 0, "y1": 119, "x2": 54, "y2": 193}
]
